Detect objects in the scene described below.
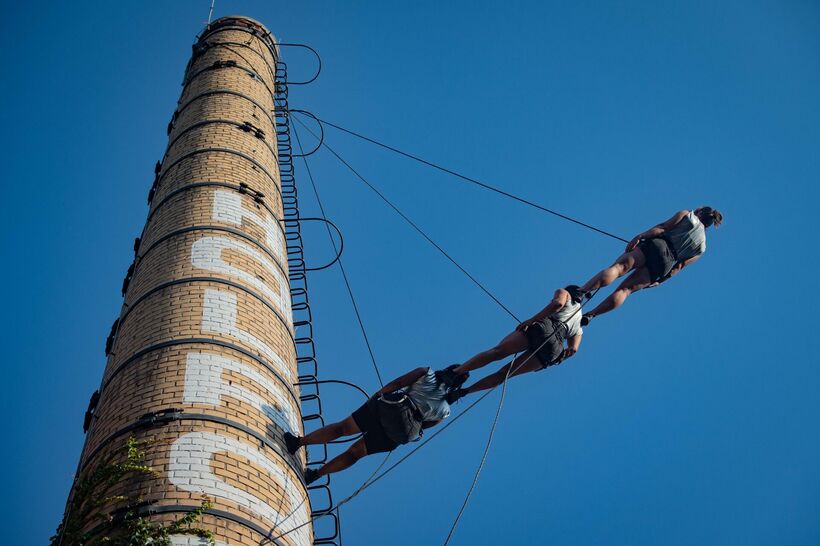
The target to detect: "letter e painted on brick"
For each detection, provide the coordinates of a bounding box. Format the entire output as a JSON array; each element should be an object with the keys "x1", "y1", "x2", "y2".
[{"x1": 169, "y1": 431, "x2": 311, "y2": 546}]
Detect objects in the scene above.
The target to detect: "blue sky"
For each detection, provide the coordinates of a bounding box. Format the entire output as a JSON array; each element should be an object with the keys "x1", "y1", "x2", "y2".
[{"x1": 2, "y1": 1, "x2": 819, "y2": 544}]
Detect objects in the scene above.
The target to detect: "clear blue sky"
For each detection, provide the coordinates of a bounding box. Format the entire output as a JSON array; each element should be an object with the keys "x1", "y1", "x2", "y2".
[{"x1": 2, "y1": 1, "x2": 818, "y2": 544}]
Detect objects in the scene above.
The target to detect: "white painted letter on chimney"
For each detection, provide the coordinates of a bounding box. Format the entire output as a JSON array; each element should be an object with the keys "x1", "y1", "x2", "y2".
[
  {"x1": 183, "y1": 351, "x2": 302, "y2": 434},
  {"x1": 201, "y1": 288, "x2": 292, "y2": 382},
  {"x1": 191, "y1": 235, "x2": 292, "y2": 328},
  {"x1": 169, "y1": 431, "x2": 311, "y2": 546},
  {"x1": 213, "y1": 190, "x2": 285, "y2": 262}
]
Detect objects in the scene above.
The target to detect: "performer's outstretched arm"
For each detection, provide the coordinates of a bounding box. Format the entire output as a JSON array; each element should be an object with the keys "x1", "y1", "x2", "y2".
[
  {"x1": 626, "y1": 210, "x2": 689, "y2": 252},
  {"x1": 372, "y1": 367, "x2": 428, "y2": 398}
]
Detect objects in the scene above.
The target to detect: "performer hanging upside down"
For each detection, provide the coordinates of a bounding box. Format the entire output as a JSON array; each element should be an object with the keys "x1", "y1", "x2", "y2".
[
  {"x1": 576, "y1": 206, "x2": 723, "y2": 325},
  {"x1": 284, "y1": 365, "x2": 468, "y2": 484},
  {"x1": 444, "y1": 285, "x2": 584, "y2": 404}
]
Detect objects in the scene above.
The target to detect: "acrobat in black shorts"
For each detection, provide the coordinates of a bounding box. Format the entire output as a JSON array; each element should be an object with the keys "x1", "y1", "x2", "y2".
[
  {"x1": 526, "y1": 318, "x2": 566, "y2": 368},
  {"x1": 352, "y1": 399, "x2": 400, "y2": 454},
  {"x1": 638, "y1": 238, "x2": 677, "y2": 282}
]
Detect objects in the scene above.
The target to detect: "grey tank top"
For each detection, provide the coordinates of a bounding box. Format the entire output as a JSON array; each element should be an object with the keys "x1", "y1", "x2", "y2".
[
  {"x1": 664, "y1": 210, "x2": 706, "y2": 262},
  {"x1": 551, "y1": 298, "x2": 583, "y2": 338},
  {"x1": 403, "y1": 369, "x2": 451, "y2": 422}
]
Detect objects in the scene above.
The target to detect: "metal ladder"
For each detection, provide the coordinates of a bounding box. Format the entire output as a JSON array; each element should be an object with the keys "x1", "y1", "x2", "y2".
[{"x1": 274, "y1": 58, "x2": 342, "y2": 546}]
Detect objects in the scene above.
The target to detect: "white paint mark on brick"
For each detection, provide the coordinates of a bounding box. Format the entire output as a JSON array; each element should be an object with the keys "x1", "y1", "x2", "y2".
[
  {"x1": 184, "y1": 351, "x2": 302, "y2": 434},
  {"x1": 169, "y1": 431, "x2": 311, "y2": 546},
  {"x1": 201, "y1": 289, "x2": 293, "y2": 382},
  {"x1": 213, "y1": 190, "x2": 284, "y2": 262},
  {"x1": 192, "y1": 235, "x2": 292, "y2": 328}
]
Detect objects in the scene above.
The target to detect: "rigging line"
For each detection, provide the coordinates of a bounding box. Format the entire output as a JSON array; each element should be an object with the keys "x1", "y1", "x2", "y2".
[
  {"x1": 268, "y1": 451, "x2": 392, "y2": 543},
  {"x1": 443, "y1": 288, "x2": 599, "y2": 544},
  {"x1": 269, "y1": 391, "x2": 493, "y2": 543},
  {"x1": 293, "y1": 115, "x2": 521, "y2": 323},
  {"x1": 293, "y1": 123, "x2": 384, "y2": 387},
  {"x1": 271, "y1": 289, "x2": 600, "y2": 544},
  {"x1": 331, "y1": 450, "x2": 392, "y2": 513},
  {"x1": 443, "y1": 353, "x2": 516, "y2": 546},
  {"x1": 367, "y1": 327, "x2": 565, "y2": 502},
  {"x1": 295, "y1": 112, "x2": 629, "y2": 244},
  {"x1": 274, "y1": 347, "x2": 535, "y2": 542}
]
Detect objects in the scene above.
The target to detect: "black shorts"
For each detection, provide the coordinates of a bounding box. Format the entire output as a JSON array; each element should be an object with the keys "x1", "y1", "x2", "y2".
[
  {"x1": 351, "y1": 399, "x2": 400, "y2": 454},
  {"x1": 638, "y1": 238, "x2": 677, "y2": 282},
  {"x1": 526, "y1": 319, "x2": 565, "y2": 368}
]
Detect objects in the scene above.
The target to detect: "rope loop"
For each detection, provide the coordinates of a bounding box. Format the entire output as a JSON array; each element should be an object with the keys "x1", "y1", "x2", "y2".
[
  {"x1": 277, "y1": 43, "x2": 322, "y2": 85},
  {"x1": 281, "y1": 217, "x2": 344, "y2": 272},
  {"x1": 286, "y1": 110, "x2": 324, "y2": 156}
]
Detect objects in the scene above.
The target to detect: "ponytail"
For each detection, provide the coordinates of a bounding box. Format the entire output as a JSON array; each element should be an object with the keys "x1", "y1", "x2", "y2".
[
  {"x1": 711, "y1": 209, "x2": 723, "y2": 227},
  {"x1": 697, "y1": 206, "x2": 723, "y2": 228}
]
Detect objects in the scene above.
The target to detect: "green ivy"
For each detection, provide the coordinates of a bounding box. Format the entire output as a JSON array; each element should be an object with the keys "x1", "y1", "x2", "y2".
[
  {"x1": 51, "y1": 437, "x2": 215, "y2": 546},
  {"x1": 99, "y1": 501, "x2": 214, "y2": 546}
]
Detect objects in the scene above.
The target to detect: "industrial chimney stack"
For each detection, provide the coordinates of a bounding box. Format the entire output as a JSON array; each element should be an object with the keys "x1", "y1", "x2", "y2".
[{"x1": 59, "y1": 16, "x2": 312, "y2": 546}]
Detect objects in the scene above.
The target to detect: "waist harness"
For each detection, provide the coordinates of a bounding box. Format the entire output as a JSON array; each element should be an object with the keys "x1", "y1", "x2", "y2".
[
  {"x1": 552, "y1": 317, "x2": 569, "y2": 341},
  {"x1": 376, "y1": 391, "x2": 424, "y2": 445},
  {"x1": 659, "y1": 235, "x2": 680, "y2": 261},
  {"x1": 527, "y1": 318, "x2": 568, "y2": 365},
  {"x1": 534, "y1": 317, "x2": 568, "y2": 343}
]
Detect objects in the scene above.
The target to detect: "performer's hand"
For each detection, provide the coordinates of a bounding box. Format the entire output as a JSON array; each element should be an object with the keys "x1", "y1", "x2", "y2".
[
  {"x1": 515, "y1": 321, "x2": 531, "y2": 332},
  {"x1": 626, "y1": 236, "x2": 641, "y2": 252}
]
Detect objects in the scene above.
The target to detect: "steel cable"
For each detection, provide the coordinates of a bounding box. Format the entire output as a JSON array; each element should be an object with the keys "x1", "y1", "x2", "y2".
[
  {"x1": 293, "y1": 124, "x2": 384, "y2": 387},
  {"x1": 293, "y1": 115, "x2": 521, "y2": 323},
  {"x1": 295, "y1": 112, "x2": 629, "y2": 244}
]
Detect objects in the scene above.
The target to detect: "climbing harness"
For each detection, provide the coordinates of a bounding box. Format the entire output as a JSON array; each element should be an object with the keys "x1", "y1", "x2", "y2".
[{"x1": 376, "y1": 392, "x2": 424, "y2": 445}]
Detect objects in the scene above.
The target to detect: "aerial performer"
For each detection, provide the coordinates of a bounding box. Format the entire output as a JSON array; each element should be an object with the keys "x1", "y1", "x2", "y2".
[
  {"x1": 576, "y1": 206, "x2": 723, "y2": 325},
  {"x1": 284, "y1": 366, "x2": 468, "y2": 484},
  {"x1": 443, "y1": 285, "x2": 584, "y2": 404}
]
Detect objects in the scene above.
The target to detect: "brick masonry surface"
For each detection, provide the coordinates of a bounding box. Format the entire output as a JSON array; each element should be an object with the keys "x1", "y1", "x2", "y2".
[{"x1": 64, "y1": 16, "x2": 313, "y2": 546}]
